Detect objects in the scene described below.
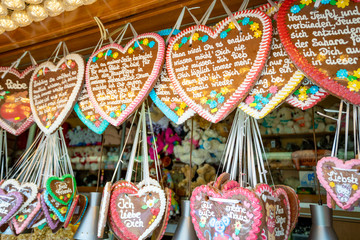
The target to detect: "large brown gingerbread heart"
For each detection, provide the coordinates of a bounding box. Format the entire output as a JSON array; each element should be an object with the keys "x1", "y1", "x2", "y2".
[
  {"x1": 29, "y1": 54, "x2": 84, "y2": 134},
  {"x1": 278, "y1": 0, "x2": 360, "y2": 105},
  {"x1": 166, "y1": 9, "x2": 272, "y2": 123}
]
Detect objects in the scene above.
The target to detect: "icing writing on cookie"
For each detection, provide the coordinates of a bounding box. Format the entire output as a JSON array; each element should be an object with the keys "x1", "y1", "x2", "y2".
[{"x1": 117, "y1": 197, "x2": 143, "y2": 227}]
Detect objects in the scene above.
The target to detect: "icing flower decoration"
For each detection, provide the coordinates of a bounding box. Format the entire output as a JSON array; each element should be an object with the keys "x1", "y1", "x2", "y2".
[
  {"x1": 121, "y1": 104, "x2": 127, "y2": 111},
  {"x1": 143, "y1": 39, "x2": 149, "y2": 45},
  {"x1": 60, "y1": 207, "x2": 68, "y2": 214},
  {"x1": 347, "y1": 80, "x2": 360, "y2": 92},
  {"x1": 180, "y1": 102, "x2": 187, "y2": 109},
  {"x1": 290, "y1": 5, "x2": 301, "y2": 14},
  {"x1": 209, "y1": 100, "x2": 218, "y2": 109},
  {"x1": 113, "y1": 52, "x2": 119, "y2": 59},
  {"x1": 149, "y1": 41, "x2": 156, "y2": 48},
  {"x1": 200, "y1": 97, "x2": 208, "y2": 104},
  {"x1": 250, "y1": 22, "x2": 259, "y2": 31},
  {"x1": 254, "y1": 30, "x2": 262, "y2": 38},
  {"x1": 218, "y1": 96, "x2": 225, "y2": 104},
  {"x1": 134, "y1": 41, "x2": 140, "y2": 48},
  {"x1": 221, "y1": 87, "x2": 229, "y2": 95},
  {"x1": 309, "y1": 86, "x2": 319, "y2": 94},
  {"x1": 352, "y1": 184, "x2": 358, "y2": 190},
  {"x1": 106, "y1": 49, "x2": 112, "y2": 56},
  {"x1": 192, "y1": 33, "x2": 199, "y2": 41},
  {"x1": 299, "y1": 86, "x2": 308, "y2": 94},
  {"x1": 199, "y1": 216, "x2": 207, "y2": 227},
  {"x1": 269, "y1": 86, "x2": 278, "y2": 94},
  {"x1": 336, "y1": 0, "x2": 350, "y2": 8},
  {"x1": 201, "y1": 35, "x2": 209, "y2": 42},
  {"x1": 300, "y1": 0, "x2": 312, "y2": 5},
  {"x1": 234, "y1": 221, "x2": 242, "y2": 235},
  {"x1": 354, "y1": 68, "x2": 360, "y2": 78},
  {"x1": 210, "y1": 90, "x2": 217, "y2": 98},
  {"x1": 173, "y1": 43, "x2": 180, "y2": 51},
  {"x1": 169, "y1": 103, "x2": 177, "y2": 110},
  {"x1": 128, "y1": 47, "x2": 134, "y2": 54},
  {"x1": 330, "y1": 182, "x2": 335, "y2": 188},
  {"x1": 177, "y1": 108, "x2": 184, "y2": 116},
  {"x1": 337, "y1": 69, "x2": 348, "y2": 79},
  {"x1": 220, "y1": 31, "x2": 227, "y2": 39},
  {"x1": 51, "y1": 214, "x2": 58, "y2": 220},
  {"x1": 255, "y1": 94, "x2": 263, "y2": 101},
  {"x1": 242, "y1": 17, "x2": 250, "y2": 25},
  {"x1": 181, "y1": 37, "x2": 188, "y2": 44},
  {"x1": 262, "y1": 98, "x2": 269, "y2": 104},
  {"x1": 143, "y1": 198, "x2": 159, "y2": 209},
  {"x1": 255, "y1": 103, "x2": 263, "y2": 110},
  {"x1": 321, "y1": 0, "x2": 331, "y2": 3},
  {"x1": 228, "y1": 22, "x2": 236, "y2": 29},
  {"x1": 245, "y1": 96, "x2": 255, "y2": 104},
  {"x1": 299, "y1": 93, "x2": 308, "y2": 101},
  {"x1": 17, "y1": 215, "x2": 26, "y2": 222}
]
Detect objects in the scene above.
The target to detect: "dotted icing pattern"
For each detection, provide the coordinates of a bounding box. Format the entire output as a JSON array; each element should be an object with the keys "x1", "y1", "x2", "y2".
[
  {"x1": 43, "y1": 191, "x2": 71, "y2": 222},
  {"x1": 291, "y1": 0, "x2": 352, "y2": 14}
]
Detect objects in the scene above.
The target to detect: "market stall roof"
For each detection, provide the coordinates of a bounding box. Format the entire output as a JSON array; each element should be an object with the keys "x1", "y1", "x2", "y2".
[{"x1": 0, "y1": 0, "x2": 268, "y2": 68}]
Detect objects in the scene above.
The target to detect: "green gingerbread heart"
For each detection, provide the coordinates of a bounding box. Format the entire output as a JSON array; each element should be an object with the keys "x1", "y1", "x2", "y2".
[{"x1": 46, "y1": 174, "x2": 76, "y2": 205}]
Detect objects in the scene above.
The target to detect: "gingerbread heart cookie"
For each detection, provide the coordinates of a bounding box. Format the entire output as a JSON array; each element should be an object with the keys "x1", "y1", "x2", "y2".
[
  {"x1": 40, "y1": 194, "x2": 60, "y2": 230},
  {"x1": 46, "y1": 174, "x2": 76, "y2": 205},
  {"x1": 71, "y1": 194, "x2": 88, "y2": 225},
  {"x1": 152, "y1": 187, "x2": 172, "y2": 240},
  {"x1": 278, "y1": 0, "x2": 360, "y2": 105},
  {"x1": 0, "y1": 66, "x2": 35, "y2": 136},
  {"x1": 44, "y1": 191, "x2": 70, "y2": 222},
  {"x1": 239, "y1": 3, "x2": 304, "y2": 119},
  {"x1": 110, "y1": 181, "x2": 166, "y2": 240},
  {"x1": 255, "y1": 184, "x2": 291, "y2": 240},
  {"x1": 0, "y1": 189, "x2": 24, "y2": 227},
  {"x1": 317, "y1": 157, "x2": 360, "y2": 210},
  {"x1": 190, "y1": 185, "x2": 264, "y2": 240},
  {"x1": 64, "y1": 194, "x2": 79, "y2": 228},
  {"x1": 166, "y1": 10, "x2": 272, "y2": 123},
  {"x1": 86, "y1": 33, "x2": 165, "y2": 126},
  {"x1": 29, "y1": 54, "x2": 84, "y2": 134},
  {"x1": 276, "y1": 185, "x2": 300, "y2": 232}
]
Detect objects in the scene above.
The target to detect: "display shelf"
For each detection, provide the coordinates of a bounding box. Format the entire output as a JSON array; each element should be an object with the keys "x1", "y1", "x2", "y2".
[
  {"x1": 78, "y1": 186, "x2": 104, "y2": 193},
  {"x1": 267, "y1": 166, "x2": 313, "y2": 171},
  {"x1": 262, "y1": 132, "x2": 337, "y2": 139}
]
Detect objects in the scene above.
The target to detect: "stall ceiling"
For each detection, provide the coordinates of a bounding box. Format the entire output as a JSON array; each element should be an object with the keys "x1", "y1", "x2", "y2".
[{"x1": 0, "y1": 0, "x2": 268, "y2": 68}]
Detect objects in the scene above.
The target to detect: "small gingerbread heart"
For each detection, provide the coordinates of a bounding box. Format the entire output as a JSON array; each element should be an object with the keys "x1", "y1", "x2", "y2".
[
  {"x1": 0, "y1": 189, "x2": 24, "y2": 227},
  {"x1": 46, "y1": 174, "x2": 76, "y2": 205}
]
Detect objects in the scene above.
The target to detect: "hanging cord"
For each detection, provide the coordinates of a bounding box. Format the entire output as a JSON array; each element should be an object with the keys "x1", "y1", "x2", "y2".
[
  {"x1": 1, "y1": 51, "x2": 36, "y2": 79},
  {"x1": 96, "y1": 135, "x2": 105, "y2": 192},
  {"x1": 312, "y1": 107, "x2": 322, "y2": 205},
  {"x1": 188, "y1": 118, "x2": 194, "y2": 198}
]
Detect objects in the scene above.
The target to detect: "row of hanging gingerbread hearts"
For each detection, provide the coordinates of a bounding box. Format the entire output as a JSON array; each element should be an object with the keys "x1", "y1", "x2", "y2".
[
  {"x1": 190, "y1": 172, "x2": 300, "y2": 240},
  {"x1": 0, "y1": 175, "x2": 85, "y2": 234}
]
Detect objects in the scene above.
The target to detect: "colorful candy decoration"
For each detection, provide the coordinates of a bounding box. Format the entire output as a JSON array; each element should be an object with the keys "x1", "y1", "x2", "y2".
[
  {"x1": 239, "y1": 3, "x2": 304, "y2": 119},
  {"x1": 278, "y1": 0, "x2": 360, "y2": 106},
  {"x1": 166, "y1": 10, "x2": 273, "y2": 123},
  {"x1": 86, "y1": 33, "x2": 165, "y2": 126}
]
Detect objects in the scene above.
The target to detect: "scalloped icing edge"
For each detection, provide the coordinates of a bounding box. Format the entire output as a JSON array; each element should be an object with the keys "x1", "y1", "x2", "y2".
[
  {"x1": 29, "y1": 53, "x2": 84, "y2": 135},
  {"x1": 316, "y1": 157, "x2": 360, "y2": 210},
  {"x1": 286, "y1": 84, "x2": 329, "y2": 110},
  {"x1": 239, "y1": 70, "x2": 304, "y2": 119},
  {"x1": 86, "y1": 33, "x2": 165, "y2": 127},
  {"x1": 0, "y1": 189, "x2": 24, "y2": 227},
  {"x1": 166, "y1": 10, "x2": 273, "y2": 123},
  {"x1": 277, "y1": 0, "x2": 360, "y2": 105},
  {"x1": 63, "y1": 194, "x2": 79, "y2": 228},
  {"x1": 0, "y1": 65, "x2": 36, "y2": 136},
  {"x1": 73, "y1": 194, "x2": 88, "y2": 225},
  {"x1": 156, "y1": 188, "x2": 172, "y2": 240},
  {"x1": 97, "y1": 182, "x2": 111, "y2": 238},
  {"x1": 110, "y1": 184, "x2": 166, "y2": 240},
  {"x1": 276, "y1": 185, "x2": 300, "y2": 232},
  {"x1": 45, "y1": 174, "x2": 77, "y2": 206},
  {"x1": 255, "y1": 183, "x2": 291, "y2": 240},
  {"x1": 11, "y1": 193, "x2": 41, "y2": 235},
  {"x1": 74, "y1": 102, "x2": 109, "y2": 134},
  {"x1": 44, "y1": 190, "x2": 72, "y2": 222},
  {"x1": 190, "y1": 185, "x2": 263, "y2": 240},
  {"x1": 40, "y1": 194, "x2": 59, "y2": 230}
]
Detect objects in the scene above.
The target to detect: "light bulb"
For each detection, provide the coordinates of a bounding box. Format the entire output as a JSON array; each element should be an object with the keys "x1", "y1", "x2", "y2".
[
  {"x1": 44, "y1": 0, "x2": 64, "y2": 17},
  {"x1": 82, "y1": 0, "x2": 96, "y2": 5},
  {"x1": 11, "y1": 10, "x2": 33, "y2": 27},
  {"x1": 27, "y1": 4, "x2": 48, "y2": 22},
  {"x1": 0, "y1": 15, "x2": 18, "y2": 31},
  {"x1": 2, "y1": 0, "x2": 25, "y2": 11},
  {"x1": 0, "y1": 4, "x2": 8, "y2": 16},
  {"x1": 63, "y1": 0, "x2": 83, "y2": 7},
  {"x1": 25, "y1": 0, "x2": 43, "y2": 4},
  {"x1": 0, "y1": 26, "x2": 4, "y2": 34}
]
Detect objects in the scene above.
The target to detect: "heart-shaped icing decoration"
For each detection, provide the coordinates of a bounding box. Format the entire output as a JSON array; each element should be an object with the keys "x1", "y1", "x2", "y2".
[
  {"x1": 11, "y1": 193, "x2": 41, "y2": 234},
  {"x1": 190, "y1": 184, "x2": 264, "y2": 240},
  {"x1": 150, "y1": 29, "x2": 195, "y2": 124},
  {"x1": 46, "y1": 174, "x2": 76, "y2": 205},
  {"x1": 86, "y1": 33, "x2": 165, "y2": 126},
  {"x1": 29, "y1": 54, "x2": 84, "y2": 134},
  {"x1": 40, "y1": 194, "x2": 60, "y2": 230},
  {"x1": 316, "y1": 157, "x2": 360, "y2": 209},
  {"x1": 71, "y1": 194, "x2": 88, "y2": 225},
  {"x1": 276, "y1": 185, "x2": 300, "y2": 232},
  {"x1": 74, "y1": 84, "x2": 109, "y2": 134},
  {"x1": 1, "y1": 179, "x2": 37, "y2": 215},
  {"x1": 0, "y1": 66, "x2": 35, "y2": 136},
  {"x1": 278, "y1": 0, "x2": 360, "y2": 105},
  {"x1": 0, "y1": 189, "x2": 24, "y2": 227},
  {"x1": 110, "y1": 181, "x2": 166, "y2": 240},
  {"x1": 44, "y1": 190, "x2": 70, "y2": 222},
  {"x1": 239, "y1": 3, "x2": 303, "y2": 119},
  {"x1": 166, "y1": 10, "x2": 272, "y2": 123},
  {"x1": 64, "y1": 194, "x2": 79, "y2": 228},
  {"x1": 286, "y1": 78, "x2": 329, "y2": 110},
  {"x1": 255, "y1": 184, "x2": 291, "y2": 240},
  {"x1": 152, "y1": 187, "x2": 172, "y2": 240},
  {"x1": 97, "y1": 182, "x2": 111, "y2": 238}
]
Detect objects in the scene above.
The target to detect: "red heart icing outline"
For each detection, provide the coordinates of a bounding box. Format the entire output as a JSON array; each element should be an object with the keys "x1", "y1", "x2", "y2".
[
  {"x1": 255, "y1": 184, "x2": 291, "y2": 240},
  {"x1": 190, "y1": 185, "x2": 263, "y2": 240},
  {"x1": 277, "y1": 0, "x2": 360, "y2": 105},
  {"x1": 63, "y1": 194, "x2": 79, "y2": 228},
  {"x1": 86, "y1": 33, "x2": 165, "y2": 127},
  {"x1": 152, "y1": 187, "x2": 172, "y2": 240},
  {"x1": 276, "y1": 185, "x2": 300, "y2": 232},
  {"x1": 0, "y1": 66, "x2": 35, "y2": 136},
  {"x1": 166, "y1": 10, "x2": 272, "y2": 123},
  {"x1": 316, "y1": 157, "x2": 360, "y2": 209}
]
